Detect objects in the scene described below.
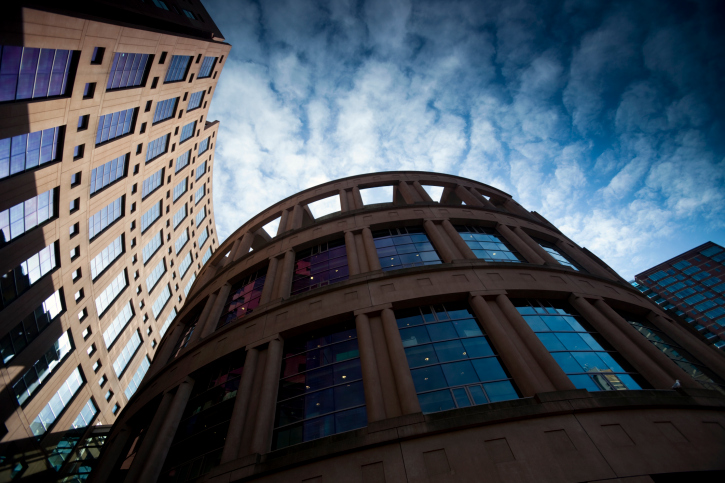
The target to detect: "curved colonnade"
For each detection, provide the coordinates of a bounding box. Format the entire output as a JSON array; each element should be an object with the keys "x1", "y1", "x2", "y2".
[{"x1": 91, "y1": 172, "x2": 725, "y2": 483}]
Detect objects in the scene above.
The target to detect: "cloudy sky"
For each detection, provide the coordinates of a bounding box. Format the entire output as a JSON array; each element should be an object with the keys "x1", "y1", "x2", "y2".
[{"x1": 202, "y1": 0, "x2": 725, "y2": 280}]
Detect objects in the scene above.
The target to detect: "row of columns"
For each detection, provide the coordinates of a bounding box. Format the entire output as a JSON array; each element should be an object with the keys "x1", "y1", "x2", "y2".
[{"x1": 126, "y1": 287, "x2": 722, "y2": 482}]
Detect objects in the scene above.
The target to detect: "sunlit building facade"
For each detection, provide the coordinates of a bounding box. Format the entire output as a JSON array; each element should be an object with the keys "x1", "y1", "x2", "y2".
[
  {"x1": 92, "y1": 172, "x2": 725, "y2": 483},
  {"x1": 0, "y1": 1, "x2": 228, "y2": 480}
]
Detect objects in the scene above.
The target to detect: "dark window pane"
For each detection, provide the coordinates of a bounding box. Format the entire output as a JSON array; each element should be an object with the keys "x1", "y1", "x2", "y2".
[
  {"x1": 405, "y1": 344, "x2": 438, "y2": 368},
  {"x1": 483, "y1": 381, "x2": 518, "y2": 402},
  {"x1": 471, "y1": 357, "x2": 508, "y2": 382},
  {"x1": 461, "y1": 337, "x2": 494, "y2": 358},
  {"x1": 418, "y1": 390, "x2": 455, "y2": 414},
  {"x1": 400, "y1": 326, "x2": 430, "y2": 347},
  {"x1": 441, "y1": 360, "x2": 479, "y2": 386},
  {"x1": 411, "y1": 365, "x2": 448, "y2": 392},
  {"x1": 426, "y1": 322, "x2": 458, "y2": 342},
  {"x1": 452, "y1": 387, "x2": 471, "y2": 407}
]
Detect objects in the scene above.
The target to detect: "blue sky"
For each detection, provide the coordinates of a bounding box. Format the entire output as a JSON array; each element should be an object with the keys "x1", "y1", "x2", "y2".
[{"x1": 202, "y1": 0, "x2": 725, "y2": 280}]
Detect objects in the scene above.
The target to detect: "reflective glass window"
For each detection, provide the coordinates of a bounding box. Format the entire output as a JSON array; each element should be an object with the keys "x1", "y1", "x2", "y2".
[
  {"x1": 90, "y1": 234, "x2": 123, "y2": 279},
  {"x1": 173, "y1": 177, "x2": 188, "y2": 202},
  {"x1": 173, "y1": 204, "x2": 187, "y2": 229},
  {"x1": 142, "y1": 167, "x2": 164, "y2": 199},
  {"x1": 159, "y1": 308, "x2": 177, "y2": 338},
  {"x1": 198, "y1": 57, "x2": 217, "y2": 78},
  {"x1": 141, "y1": 201, "x2": 161, "y2": 233},
  {"x1": 292, "y1": 239, "x2": 348, "y2": 295},
  {"x1": 95, "y1": 270, "x2": 127, "y2": 317},
  {"x1": 106, "y1": 53, "x2": 149, "y2": 90},
  {"x1": 90, "y1": 154, "x2": 127, "y2": 195},
  {"x1": 179, "y1": 252, "x2": 192, "y2": 278},
  {"x1": 195, "y1": 206, "x2": 206, "y2": 227},
  {"x1": 198, "y1": 137, "x2": 209, "y2": 155},
  {"x1": 194, "y1": 183, "x2": 205, "y2": 204},
  {"x1": 373, "y1": 226, "x2": 441, "y2": 271},
  {"x1": 180, "y1": 120, "x2": 196, "y2": 143},
  {"x1": 535, "y1": 238, "x2": 580, "y2": 270},
  {"x1": 112, "y1": 330, "x2": 141, "y2": 377},
  {"x1": 89, "y1": 196, "x2": 123, "y2": 239},
  {"x1": 152, "y1": 284, "x2": 171, "y2": 319},
  {"x1": 102, "y1": 301, "x2": 134, "y2": 349},
  {"x1": 454, "y1": 225, "x2": 522, "y2": 262},
  {"x1": 184, "y1": 273, "x2": 196, "y2": 297},
  {"x1": 513, "y1": 299, "x2": 645, "y2": 391},
  {"x1": 29, "y1": 367, "x2": 83, "y2": 436},
  {"x1": 0, "y1": 126, "x2": 60, "y2": 179},
  {"x1": 0, "y1": 290, "x2": 63, "y2": 363},
  {"x1": 164, "y1": 55, "x2": 192, "y2": 83},
  {"x1": 146, "y1": 134, "x2": 169, "y2": 162},
  {"x1": 175, "y1": 150, "x2": 190, "y2": 173},
  {"x1": 195, "y1": 161, "x2": 206, "y2": 180},
  {"x1": 13, "y1": 331, "x2": 73, "y2": 405},
  {"x1": 0, "y1": 188, "x2": 55, "y2": 243},
  {"x1": 0, "y1": 46, "x2": 73, "y2": 101},
  {"x1": 175, "y1": 229, "x2": 189, "y2": 254},
  {"x1": 142, "y1": 231, "x2": 163, "y2": 264},
  {"x1": 273, "y1": 322, "x2": 365, "y2": 449},
  {"x1": 124, "y1": 356, "x2": 150, "y2": 399},
  {"x1": 1, "y1": 243, "x2": 57, "y2": 311},
  {"x1": 197, "y1": 227, "x2": 209, "y2": 248},
  {"x1": 95, "y1": 108, "x2": 135, "y2": 145},
  {"x1": 146, "y1": 258, "x2": 166, "y2": 292},
  {"x1": 152, "y1": 97, "x2": 178, "y2": 124},
  {"x1": 201, "y1": 247, "x2": 212, "y2": 265},
  {"x1": 218, "y1": 267, "x2": 266, "y2": 329},
  {"x1": 187, "y1": 90, "x2": 204, "y2": 110}
]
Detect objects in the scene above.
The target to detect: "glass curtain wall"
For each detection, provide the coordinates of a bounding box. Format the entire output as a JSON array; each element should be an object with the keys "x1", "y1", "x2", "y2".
[
  {"x1": 373, "y1": 226, "x2": 441, "y2": 271},
  {"x1": 291, "y1": 239, "x2": 348, "y2": 295},
  {"x1": 217, "y1": 267, "x2": 267, "y2": 329}
]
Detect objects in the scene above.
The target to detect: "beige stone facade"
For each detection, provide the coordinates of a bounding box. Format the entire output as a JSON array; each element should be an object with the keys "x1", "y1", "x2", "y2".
[
  {"x1": 93, "y1": 172, "x2": 725, "y2": 483},
  {"x1": 0, "y1": 3, "x2": 228, "y2": 480}
]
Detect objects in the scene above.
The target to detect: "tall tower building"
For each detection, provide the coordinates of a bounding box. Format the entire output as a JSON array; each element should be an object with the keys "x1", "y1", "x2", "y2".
[
  {"x1": 633, "y1": 242, "x2": 725, "y2": 351},
  {"x1": 0, "y1": 2, "x2": 229, "y2": 480},
  {"x1": 91, "y1": 172, "x2": 725, "y2": 483}
]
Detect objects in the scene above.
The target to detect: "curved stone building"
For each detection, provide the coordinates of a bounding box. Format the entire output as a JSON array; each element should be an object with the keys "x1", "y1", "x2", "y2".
[{"x1": 91, "y1": 172, "x2": 725, "y2": 483}]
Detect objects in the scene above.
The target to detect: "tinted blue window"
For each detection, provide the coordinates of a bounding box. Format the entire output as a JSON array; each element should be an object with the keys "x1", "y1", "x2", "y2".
[
  {"x1": 106, "y1": 53, "x2": 149, "y2": 89},
  {"x1": 198, "y1": 56, "x2": 217, "y2": 78},
  {"x1": 152, "y1": 97, "x2": 177, "y2": 123},
  {"x1": 95, "y1": 108, "x2": 135, "y2": 145},
  {"x1": 187, "y1": 90, "x2": 204, "y2": 110},
  {"x1": 0, "y1": 127, "x2": 60, "y2": 179},
  {"x1": 198, "y1": 137, "x2": 209, "y2": 155},
  {"x1": 455, "y1": 225, "x2": 523, "y2": 263},
  {"x1": 146, "y1": 134, "x2": 169, "y2": 162},
  {"x1": 180, "y1": 121, "x2": 196, "y2": 142},
  {"x1": 0, "y1": 46, "x2": 73, "y2": 102},
  {"x1": 90, "y1": 154, "x2": 127, "y2": 195},
  {"x1": 373, "y1": 226, "x2": 441, "y2": 271},
  {"x1": 164, "y1": 55, "x2": 192, "y2": 82}
]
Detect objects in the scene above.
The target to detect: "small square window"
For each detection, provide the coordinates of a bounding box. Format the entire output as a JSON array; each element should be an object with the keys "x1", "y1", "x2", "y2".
[
  {"x1": 147, "y1": 327, "x2": 152, "y2": 336},
  {"x1": 131, "y1": 238, "x2": 136, "y2": 248},
  {"x1": 203, "y1": 101, "x2": 207, "y2": 109},
  {"x1": 145, "y1": 100, "x2": 152, "y2": 112},
  {"x1": 188, "y1": 73, "x2": 195, "y2": 83},
  {"x1": 174, "y1": 126, "x2": 179, "y2": 136},
  {"x1": 112, "y1": 404, "x2": 120, "y2": 414},
  {"x1": 136, "y1": 285, "x2": 142, "y2": 295},
  {"x1": 151, "y1": 77, "x2": 159, "y2": 89},
  {"x1": 130, "y1": 221, "x2": 136, "y2": 231},
  {"x1": 70, "y1": 222, "x2": 79, "y2": 237},
  {"x1": 77, "y1": 114, "x2": 89, "y2": 131},
  {"x1": 91, "y1": 47, "x2": 105, "y2": 64},
  {"x1": 213, "y1": 71, "x2": 217, "y2": 79},
  {"x1": 136, "y1": 144, "x2": 143, "y2": 155},
  {"x1": 139, "y1": 299, "x2": 145, "y2": 309},
  {"x1": 134, "y1": 270, "x2": 139, "y2": 280},
  {"x1": 82, "y1": 326, "x2": 91, "y2": 339},
  {"x1": 208, "y1": 86, "x2": 212, "y2": 94},
  {"x1": 140, "y1": 122, "x2": 147, "y2": 134},
  {"x1": 195, "y1": 54, "x2": 202, "y2": 64},
  {"x1": 70, "y1": 246, "x2": 80, "y2": 260},
  {"x1": 71, "y1": 172, "x2": 81, "y2": 187},
  {"x1": 87, "y1": 344, "x2": 96, "y2": 357},
  {"x1": 172, "y1": 272, "x2": 176, "y2": 280},
  {"x1": 99, "y1": 375, "x2": 108, "y2": 387},
  {"x1": 75, "y1": 289, "x2": 84, "y2": 302},
  {"x1": 131, "y1": 202, "x2": 136, "y2": 213},
  {"x1": 83, "y1": 83, "x2": 96, "y2": 99},
  {"x1": 72, "y1": 269, "x2": 81, "y2": 281},
  {"x1": 78, "y1": 308, "x2": 87, "y2": 321},
  {"x1": 70, "y1": 198, "x2": 80, "y2": 213},
  {"x1": 143, "y1": 314, "x2": 148, "y2": 322},
  {"x1": 132, "y1": 254, "x2": 137, "y2": 264},
  {"x1": 152, "y1": 339, "x2": 157, "y2": 348},
  {"x1": 74, "y1": 144, "x2": 85, "y2": 160},
  {"x1": 92, "y1": 360, "x2": 100, "y2": 372},
  {"x1": 159, "y1": 52, "x2": 168, "y2": 64},
  {"x1": 105, "y1": 390, "x2": 113, "y2": 401},
  {"x1": 183, "y1": 92, "x2": 188, "y2": 101}
]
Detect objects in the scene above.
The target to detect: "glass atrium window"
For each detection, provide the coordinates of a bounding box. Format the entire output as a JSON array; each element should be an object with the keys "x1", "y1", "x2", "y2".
[
  {"x1": 106, "y1": 53, "x2": 149, "y2": 90},
  {"x1": 218, "y1": 267, "x2": 267, "y2": 329},
  {"x1": 397, "y1": 302, "x2": 519, "y2": 414},
  {"x1": 90, "y1": 154, "x2": 127, "y2": 195},
  {"x1": 0, "y1": 126, "x2": 60, "y2": 179},
  {"x1": 513, "y1": 299, "x2": 645, "y2": 391},
  {"x1": 373, "y1": 226, "x2": 441, "y2": 271},
  {"x1": 454, "y1": 225, "x2": 522, "y2": 262},
  {"x1": 0, "y1": 188, "x2": 55, "y2": 242},
  {"x1": 623, "y1": 313, "x2": 725, "y2": 394},
  {"x1": 164, "y1": 55, "x2": 192, "y2": 83},
  {"x1": 0, "y1": 46, "x2": 73, "y2": 101},
  {"x1": 95, "y1": 108, "x2": 135, "y2": 145},
  {"x1": 292, "y1": 239, "x2": 349, "y2": 295},
  {"x1": 273, "y1": 322, "x2": 366, "y2": 449},
  {"x1": 161, "y1": 351, "x2": 246, "y2": 481},
  {"x1": 535, "y1": 238, "x2": 580, "y2": 270},
  {"x1": 198, "y1": 56, "x2": 217, "y2": 78}
]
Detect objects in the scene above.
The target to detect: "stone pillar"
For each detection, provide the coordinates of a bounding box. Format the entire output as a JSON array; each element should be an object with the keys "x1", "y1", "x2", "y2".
[
  {"x1": 221, "y1": 347, "x2": 259, "y2": 463},
  {"x1": 339, "y1": 189, "x2": 349, "y2": 212},
  {"x1": 250, "y1": 338, "x2": 284, "y2": 455},
  {"x1": 469, "y1": 295, "x2": 544, "y2": 396},
  {"x1": 495, "y1": 295, "x2": 576, "y2": 390},
  {"x1": 469, "y1": 187, "x2": 496, "y2": 209},
  {"x1": 412, "y1": 180, "x2": 433, "y2": 202},
  {"x1": 123, "y1": 391, "x2": 175, "y2": 483},
  {"x1": 200, "y1": 284, "x2": 232, "y2": 338},
  {"x1": 592, "y1": 300, "x2": 699, "y2": 388},
  {"x1": 362, "y1": 227, "x2": 382, "y2": 271},
  {"x1": 355, "y1": 313, "x2": 386, "y2": 422},
  {"x1": 289, "y1": 204, "x2": 303, "y2": 230},
  {"x1": 354, "y1": 232, "x2": 369, "y2": 272},
  {"x1": 232, "y1": 232, "x2": 254, "y2": 261},
  {"x1": 227, "y1": 239, "x2": 241, "y2": 265},
  {"x1": 423, "y1": 220, "x2": 455, "y2": 263},
  {"x1": 352, "y1": 186, "x2": 364, "y2": 209},
  {"x1": 495, "y1": 223, "x2": 546, "y2": 265},
  {"x1": 259, "y1": 257, "x2": 279, "y2": 304},
  {"x1": 454, "y1": 184, "x2": 484, "y2": 207},
  {"x1": 148, "y1": 322, "x2": 184, "y2": 376},
  {"x1": 441, "y1": 220, "x2": 477, "y2": 260},
  {"x1": 554, "y1": 240, "x2": 611, "y2": 278},
  {"x1": 344, "y1": 230, "x2": 360, "y2": 276},
  {"x1": 186, "y1": 293, "x2": 217, "y2": 346},
  {"x1": 137, "y1": 379, "x2": 194, "y2": 483},
  {"x1": 397, "y1": 181, "x2": 419, "y2": 204},
  {"x1": 512, "y1": 226, "x2": 559, "y2": 266},
  {"x1": 568, "y1": 295, "x2": 673, "y2": 389},
  {"x1": 647, "y1": 312, "x2": 725, "y2": 381},
  {"x1": 275, "y1": 250, "x2": 295, "y2": 300},
  {"x1": 381, "y1": 308, "x2": 422, "y2": 415},
  {"x1": 277, "y1": 210, "x2": 290, "y2": 236}
]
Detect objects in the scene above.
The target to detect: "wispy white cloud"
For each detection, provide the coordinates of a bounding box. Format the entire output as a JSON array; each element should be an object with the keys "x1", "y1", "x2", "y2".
[{"x1": 203, "y1": 0, "x2": 725, "y2": 279}]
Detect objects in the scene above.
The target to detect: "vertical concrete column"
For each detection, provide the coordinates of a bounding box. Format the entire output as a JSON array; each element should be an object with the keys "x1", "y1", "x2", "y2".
[
  {"x1": 454, "y1": 185, "x2": 484, "y2": 207},
  {"x1": 237, "y1": 231, "x2": 255, "y2": 260},
  {"x1": 495, "y1": 295, "x2": 576, "y2": 390},
  {"x1": 123, "y1": 391, "x2": 175, "y2": 483},
  {"x1": 355, "y1": 313, "x2": 386, "y2": 422},
  {"x1": 250, "y1": 339, "x2": 284, "y2": 455},
  {"x1": 554, "y1": 240, "x2": 611, "y2": 278},
  {"x1": 592, "y1": 300, "x2": 699, "y2": 388},
  {"x1": 200, "y1": 283, "x2": 232, "y2": 338},
  {"x1": 221, "y1": 347, "x2": 260, "y2": 463},
  {"x1": 148, "y1": 323, "x2": 184, "y2": 375},
  {"x1": 277, "y1": 209, "x2": 290, "y2": 236},
  {"x1": 647, "y1": 312, "x2": 725, "y2": 380},
  {"x1": 288, "y1": 204, "x2": 303, "y2": 230},
  {"x1": 227, "y1": 239, "x2": 242, "y2": 264},
  {"x1": 344, "y1": 230, "x2": 360, "y2": 276},
  {"x1": 441, "y1": 220, "x2": 477, "y2": 260},
  {"x1": 259, "y1": 257, "x2": 279, "y2": 304},
  {"x1": 469, "y1": 187, "x2": 496, "y2": 209},
  {"x1": 397, "y1": 181, "x2": 419, "y2": 204},
  {"x1": 495, "y1": 223, "x2": 545, "y2": 265},
  {"x1": 275, "y1": 249, "x2": 296, "y2": 300},
  {"x1": 137, "y1": 379, "x2": 194, "y2": 483},
  {"x1": 568, "y1": 295, "x2": 673, "y2": 389},
  {"x1": 339, "y1": 189, "x2": 349, "y2": 212},
  {"x1": 362, "y1": 227, "x2": 382, "y2": 271},
  {"x1": 423, "y1": 220, "x2": 456, "y2": 263},
  {"x1": 469, "y1": 295, "x2": 544, "y2": 396},
  {"x1": 352, "y1": 186, "x2": 364, "y2": 209},
  {"x1": 381, "y1": 308, "x2": 422, "y2": 414},
  {"x1": 412, "y1": 180, "x2": 433, "y2": 202},
  {"x1": 186, "y1": 293, "x2": 217, "y2": 346},
  {"x1": 355, "y1": 232, "x2": 369, "y2": 272},
  {"x1": 512, "y1": 226, "x2": 559, "y2": 266}
]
